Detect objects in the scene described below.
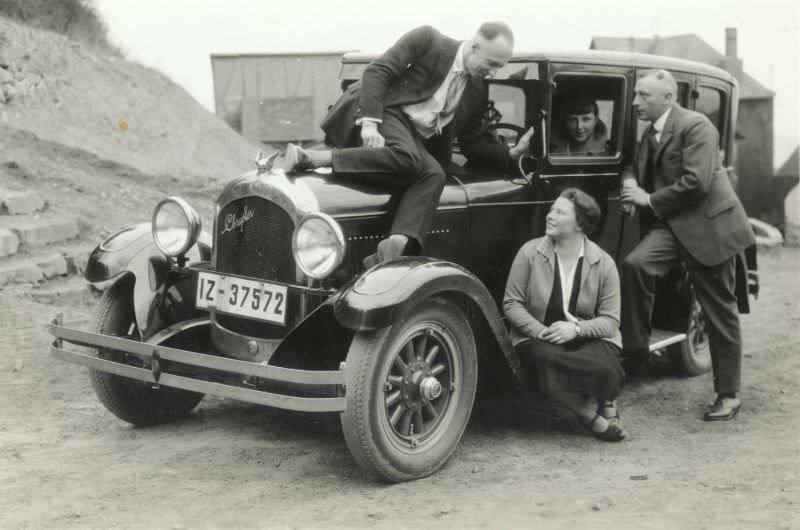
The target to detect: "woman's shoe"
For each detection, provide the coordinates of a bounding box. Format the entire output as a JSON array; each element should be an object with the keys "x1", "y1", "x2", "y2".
[
  {"x1": 579, "y1": 413, "x2": 626, "y2": 442},
  {"x1": 598, "y1": 401, "x2": 620, "y2": 424}
]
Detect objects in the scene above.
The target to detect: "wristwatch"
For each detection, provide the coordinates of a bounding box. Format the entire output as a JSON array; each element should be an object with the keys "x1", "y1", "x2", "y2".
[{"x1": 574, "y1": 322, "x2": 581, "y2": 337}]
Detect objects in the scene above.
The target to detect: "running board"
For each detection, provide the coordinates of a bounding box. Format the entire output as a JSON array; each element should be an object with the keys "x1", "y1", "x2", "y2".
[{"x1": 649, "y1": 329, "x2": 687, "y2": 352}]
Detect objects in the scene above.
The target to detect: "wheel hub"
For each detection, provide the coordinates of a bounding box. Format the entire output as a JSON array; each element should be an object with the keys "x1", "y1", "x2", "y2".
[
  {"x1": 401, "y1": 360, "x2": 433, "y2": 411},
  {"x1": 419, "y1": 377, "x2": 442, "y2": 400}
]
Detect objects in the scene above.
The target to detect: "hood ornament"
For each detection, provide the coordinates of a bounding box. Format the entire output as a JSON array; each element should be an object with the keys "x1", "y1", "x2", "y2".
[{"x1": 254, "y1": 149, "x2": 280, "y2": 174}]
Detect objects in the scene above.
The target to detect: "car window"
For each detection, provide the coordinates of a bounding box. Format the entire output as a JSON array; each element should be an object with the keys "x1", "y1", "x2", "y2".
[
  {"x1": 696, "y1": 85, "x2": 726, "y2": 147},
  {"x1": 549, "y1": 74, "x2": 625, "y2": 159},
  {"x1": 486, "y1": 83, "x2": 526, "y2": 131},
  {"x1": 454, "y1": 80, "x2": 539, "y2": 160}
]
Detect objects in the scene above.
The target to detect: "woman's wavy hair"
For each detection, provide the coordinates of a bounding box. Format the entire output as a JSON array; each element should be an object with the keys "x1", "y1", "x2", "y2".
[
  {"x1": 559, "y1": 187, "x2": 602, "y2": 234},
  {"x1": 563, "y1": 97, "x2": 608, "y2": 136}
]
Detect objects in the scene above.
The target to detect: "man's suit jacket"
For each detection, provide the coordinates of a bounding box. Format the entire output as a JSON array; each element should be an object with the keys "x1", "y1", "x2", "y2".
[
  {"x1": 622, "y1": 104, "x2": 754, "y2": 267},
  {"x1": 321, "y1": 25, "x2": 510, "y2": 169}
]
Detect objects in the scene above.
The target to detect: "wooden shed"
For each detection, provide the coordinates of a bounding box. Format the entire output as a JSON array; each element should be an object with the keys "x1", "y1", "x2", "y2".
[{"x1": 210, "y1": 52, "x2": 348, "y2": 144}]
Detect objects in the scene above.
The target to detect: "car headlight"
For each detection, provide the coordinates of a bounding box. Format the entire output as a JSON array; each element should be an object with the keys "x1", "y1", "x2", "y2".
[
  {"x1": 292, "y1": 213, "x2": 345, "y2": 279},
  {"x1": 152, "y1": 197, "x2": 201, "y2": 257}
]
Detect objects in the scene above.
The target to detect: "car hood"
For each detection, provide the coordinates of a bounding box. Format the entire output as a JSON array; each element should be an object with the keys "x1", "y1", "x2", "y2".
[{"x1": 297, "y1": 171, "x2": 468, "y2": 218}]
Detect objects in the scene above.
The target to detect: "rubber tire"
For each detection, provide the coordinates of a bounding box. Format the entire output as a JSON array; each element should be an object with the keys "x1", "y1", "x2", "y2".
[
  {"x1": 669, "y1": 294, "x2": 711, "y2": 376},
  {"x1": 89, "y1": 279, "x2": 204, "y2": 426},
  {"x1": 340, "y1": 297, "x2": 478, "y2": 482}
]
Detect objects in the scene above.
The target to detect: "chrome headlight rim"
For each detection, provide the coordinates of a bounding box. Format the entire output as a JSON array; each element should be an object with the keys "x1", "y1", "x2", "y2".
[
  {"x1": 292, "y1": 212, "x2": 346, "y2": 280},
  {"x1": 151, "y1": 196, "x2": 202, "y2": 257}
]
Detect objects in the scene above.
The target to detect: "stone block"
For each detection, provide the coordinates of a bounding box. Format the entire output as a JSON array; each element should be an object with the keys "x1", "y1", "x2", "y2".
[
  {"x1": 0, "y1": 253, "x2": 68, "y2": 286},
  {"x1": 0, "y1": 228, "x2": 20, "y2": 258},
  {"x1": 0, "y1": 188, "x2": 45, "y2": 214},
  {"x1": 11, "y1": 216, "x2": 79, "y2": 247}
]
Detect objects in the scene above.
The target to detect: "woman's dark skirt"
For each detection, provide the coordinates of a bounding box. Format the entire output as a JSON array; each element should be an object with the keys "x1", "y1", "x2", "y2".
[{"x1": 515, "y1": 338, "x2": 625, "y2": 401}]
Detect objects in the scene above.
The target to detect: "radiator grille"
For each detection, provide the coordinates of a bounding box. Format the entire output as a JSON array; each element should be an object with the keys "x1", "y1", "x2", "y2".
[
  {"x1": 214, "y1": 197, "x2": 295, "y2": 337},
  {"x1": 216, "y1": 198, "x2": 295, "y2": 282}
]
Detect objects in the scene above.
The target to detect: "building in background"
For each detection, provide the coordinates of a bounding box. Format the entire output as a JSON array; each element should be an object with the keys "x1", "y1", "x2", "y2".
[
  {"x1": 591, "y1": 29, "x2": 778, "y2": 221},
  {"x1": 210, "y1": 52, "x2": 347, "y2": 145}
]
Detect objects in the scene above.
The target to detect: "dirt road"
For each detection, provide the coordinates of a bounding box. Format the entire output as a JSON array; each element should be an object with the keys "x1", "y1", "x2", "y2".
[{"x1": 1, "y1": 247, "x2": 798, "y2": 530}]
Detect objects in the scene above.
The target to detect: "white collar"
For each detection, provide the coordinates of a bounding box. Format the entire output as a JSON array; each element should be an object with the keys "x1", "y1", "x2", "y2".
[
  {"x1": 652, "y1": 106, "x2": 671, "y2": 134},
  {"x1": 453, "y1": 41, "x2": 466, "y2": 74}
]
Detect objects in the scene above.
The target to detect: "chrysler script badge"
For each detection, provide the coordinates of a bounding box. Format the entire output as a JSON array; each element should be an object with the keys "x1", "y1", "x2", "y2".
[{"x1": 221, "y1": 205, "x2": 254, "y2": 234}]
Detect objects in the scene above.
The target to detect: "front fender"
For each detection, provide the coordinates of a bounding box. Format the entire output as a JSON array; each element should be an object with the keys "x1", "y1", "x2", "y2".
[
  {"x1": 333, "y1": 257, "x2": 520, "y2": 379},
  {"x1": 85, "y1": 223, "x2": 211, "y2": 340},
  {"x1": 333, "y1": 256, "x2": 515, "y2": 355}
]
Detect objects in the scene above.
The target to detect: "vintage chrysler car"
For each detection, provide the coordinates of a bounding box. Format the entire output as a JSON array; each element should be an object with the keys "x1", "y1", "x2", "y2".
[{"x1": 49, "y1": 49, "x2": 757, "y2": 482}]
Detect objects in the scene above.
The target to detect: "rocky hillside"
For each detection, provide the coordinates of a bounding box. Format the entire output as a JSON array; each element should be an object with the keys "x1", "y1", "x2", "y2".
[
  {"x1": 0, "y1": 16, "x2": 261, "y2": 294},
  {"x1": 0, "y1": 17, "x2": 259, "y2": 181}
]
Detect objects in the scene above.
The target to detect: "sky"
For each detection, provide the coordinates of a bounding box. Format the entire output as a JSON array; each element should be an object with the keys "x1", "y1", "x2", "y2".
[{"x1": 95, "y1": 0, "x2": 798, "y2": 167}]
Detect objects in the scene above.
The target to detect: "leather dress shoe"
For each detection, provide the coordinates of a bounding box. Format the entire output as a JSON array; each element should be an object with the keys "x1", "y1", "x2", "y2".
[
  {"x1": 362, "y1": 235, "x2": 408, "y2": 269},
  {"x1": 703, "y1": 396, "x2": 741, "y2": 421},
  {"x1": 283, "y1": 143, "x2": 314, "y2": 174}
]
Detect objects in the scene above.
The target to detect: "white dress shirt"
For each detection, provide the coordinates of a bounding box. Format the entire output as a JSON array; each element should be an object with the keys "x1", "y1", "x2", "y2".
[
  {"x1": 401, "y1": 41, "x2": 469, "y2": 138},
  {"x1": 651, "y1": 106, "x2": 671, "y2": 142}
]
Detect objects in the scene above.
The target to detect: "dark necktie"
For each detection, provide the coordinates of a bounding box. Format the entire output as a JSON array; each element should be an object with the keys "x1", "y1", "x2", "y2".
[{"x1": 643, "y1": 126, "x2": 659, "y2": 192}]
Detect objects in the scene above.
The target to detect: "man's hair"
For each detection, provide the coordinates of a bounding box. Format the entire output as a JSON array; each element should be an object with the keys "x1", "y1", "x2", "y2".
[
  {"x1": 639, "y1": 69, "x2": 678, "y2": 96},
  {"x1": 477, "y1": 21, "x2": 514, "y2": 45},
  {"x1": 559, "y1": 187, "x2": 602, "y2": 234}
]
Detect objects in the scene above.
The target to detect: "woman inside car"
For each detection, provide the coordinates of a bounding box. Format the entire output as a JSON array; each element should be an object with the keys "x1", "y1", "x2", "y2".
[
  {"x1": 503, "y1": 187, "x2": 626, "y2": 441},
  {"x1": 550, "y1": 97, "x2": 609, "y2": 155}
]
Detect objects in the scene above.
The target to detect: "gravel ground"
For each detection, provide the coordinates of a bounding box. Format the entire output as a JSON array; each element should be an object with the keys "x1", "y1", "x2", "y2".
[{"x1": 0, "y1": 246, "x2": 798, "y2": 530}]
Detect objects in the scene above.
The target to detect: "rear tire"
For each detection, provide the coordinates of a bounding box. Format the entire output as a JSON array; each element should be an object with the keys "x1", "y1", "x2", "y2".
[
  {"x1": 340, "y1": 297, "x2": 477, "y2": 482},
  {"x1": 669, "y1": 293, "x2": 711, "y2": 376},
  {"x1": 89, "y1": 278, "x2": 204, "y2": 426}
]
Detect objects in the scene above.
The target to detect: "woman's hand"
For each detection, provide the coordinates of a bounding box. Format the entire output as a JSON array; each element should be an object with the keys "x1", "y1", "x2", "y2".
[{"x1": 539, "y1": 321, "x2": 577, "y2": 345}]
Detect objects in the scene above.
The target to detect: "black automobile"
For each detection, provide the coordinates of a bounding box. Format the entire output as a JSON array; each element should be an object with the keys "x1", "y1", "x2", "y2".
[{"x1": 50, "y1": 49, "x2": 757, "y2": 482}]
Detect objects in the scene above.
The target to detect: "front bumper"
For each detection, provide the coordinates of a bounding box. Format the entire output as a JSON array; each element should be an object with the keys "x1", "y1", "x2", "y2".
[{"x1": 48, "y1": 315, "x2": 346, "y2": 413}]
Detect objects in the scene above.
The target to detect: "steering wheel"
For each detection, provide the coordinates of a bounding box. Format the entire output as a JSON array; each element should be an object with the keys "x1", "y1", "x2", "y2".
[{"x1": 487, "y1": 122, "x2": 526, "y2": 145}]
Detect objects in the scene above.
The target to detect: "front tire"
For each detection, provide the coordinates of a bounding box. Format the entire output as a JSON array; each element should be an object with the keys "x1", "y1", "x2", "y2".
[
  {"x1": 340, "y1": 297, "x2": 478, "y2": 482},
  {"x1": 89, "y1": 278, "x2": 204, "y2": 426}
]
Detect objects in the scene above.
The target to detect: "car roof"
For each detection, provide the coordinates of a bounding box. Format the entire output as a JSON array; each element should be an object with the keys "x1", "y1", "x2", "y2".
[{"x1": 340, "y1": 48, "x2": 737, "y2": 85}]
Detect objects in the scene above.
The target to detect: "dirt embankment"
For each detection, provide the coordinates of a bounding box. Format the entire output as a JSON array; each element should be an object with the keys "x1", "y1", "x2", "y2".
[{"x1": 1, "y1": 16, "x2": 259, "y2": 193}]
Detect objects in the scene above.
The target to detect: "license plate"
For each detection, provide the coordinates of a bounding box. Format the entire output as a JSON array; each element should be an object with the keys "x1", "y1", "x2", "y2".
[{"x1": 195, "y1": 271, "x2": 288, "y2": 325}]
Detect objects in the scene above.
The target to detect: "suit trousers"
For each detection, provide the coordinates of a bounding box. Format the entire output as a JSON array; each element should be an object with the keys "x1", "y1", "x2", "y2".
[
  {"x1": 621, "y1": 223, "x2": 741, "y2": 393},
  {"x1": 331, "y1": 107, "x2": 447, "y2": 252}
]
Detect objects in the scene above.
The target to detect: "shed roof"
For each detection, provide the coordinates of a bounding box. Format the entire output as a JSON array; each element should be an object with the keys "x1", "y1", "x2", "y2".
[{"x1": 590, "y1": 34, "x2": 773, "y2": 100}]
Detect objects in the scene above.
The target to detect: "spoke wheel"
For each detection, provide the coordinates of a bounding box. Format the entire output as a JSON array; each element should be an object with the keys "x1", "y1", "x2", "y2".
[
  {"x1": 669, "y1": 293, "x2": 711, "y2": 376},
  {"x1": 341, "y1": 297, "x2": 477, "y2": 482},
  {"x1": 382, "y1": 321, "x2": 458, "y2": 448}
]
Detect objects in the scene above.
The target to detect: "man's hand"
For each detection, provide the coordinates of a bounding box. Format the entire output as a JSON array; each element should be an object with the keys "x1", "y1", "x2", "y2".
[
  {"x1": 508, "y1": 127, "x2": 535, "y2": 160},
  {"x1": 620, "y1": 181, "x2": 651, "y2": 208},
  {"x1": 539, "y1": 321, "x2": 577, "y2": 345},
  {"x1": 360, "y1": 120, "x2": 385, "y2": 148},
  {"x1": 620, "y1": 178, "x2": 637, "y2": 215}
]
